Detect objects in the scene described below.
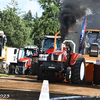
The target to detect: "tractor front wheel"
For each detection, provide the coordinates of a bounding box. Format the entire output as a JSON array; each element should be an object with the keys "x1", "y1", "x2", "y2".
[
  {"x1": 9, "y1": 64, "x2": 15, "y2": 74},
  {"x1": 44, "y1": 71, "x2": 56, "y2": 83},
  {"x1": 37, "y1": 65, "x2": 44, "y2": 80},
  {"x1": 71, "y1": 56, "x2": 86, "y2": 84}
]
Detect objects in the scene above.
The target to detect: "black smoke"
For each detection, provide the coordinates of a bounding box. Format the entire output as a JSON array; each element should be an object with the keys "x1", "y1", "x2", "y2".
[{"x1": 58, "y1": 0, "x2": 87, "y2": 43}]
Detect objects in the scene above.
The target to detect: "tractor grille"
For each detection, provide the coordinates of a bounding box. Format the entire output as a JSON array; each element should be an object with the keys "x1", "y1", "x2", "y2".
[{"x1": 54, "y1": 55, "x2": 58, "y2": 60}]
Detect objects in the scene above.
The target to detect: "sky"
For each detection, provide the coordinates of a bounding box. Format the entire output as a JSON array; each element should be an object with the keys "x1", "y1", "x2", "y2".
[{"x1": 0, "y1": 0, "x2": 43, "y2": 17}]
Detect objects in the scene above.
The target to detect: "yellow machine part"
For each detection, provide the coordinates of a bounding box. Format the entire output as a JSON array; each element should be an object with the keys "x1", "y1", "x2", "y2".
[
  {"x1": 4, "y1": 46, "x2": 8, "y2": 61},
  {"x1": 84, "y1": 63, "x2": 94, "y2": 82},
  {"x1": 83, "y1": 55, "x2": 100, "y2": 82}
]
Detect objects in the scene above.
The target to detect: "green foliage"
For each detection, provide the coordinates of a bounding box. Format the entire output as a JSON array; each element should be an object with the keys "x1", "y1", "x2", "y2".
[
  {"x1": 31, "y1": 0, "x2": 62, "y2": 38},
  {"x1": 0, "y1": 8, "x2": 32, "y2": 48},
  {"x1": 4, "y1": 0, "x2": 22, "y2": 15},
  {"x1": 0, "y1": 0, "x2": 63, "y2": 48},
  {"x1": 22, "y1": 10, "x2": 33, "y2": 22}
]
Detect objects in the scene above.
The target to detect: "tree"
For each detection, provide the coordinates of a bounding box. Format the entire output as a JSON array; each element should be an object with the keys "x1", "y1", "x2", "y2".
[
  {"x1": 4, "y1": 0, "x2": 23, "y2": 15},
  {"x1": 0, "y1": 8, "x2": 32, "y2": 47},
  {"x1": 22, "y1": 10, "x2": 33, "y2": 22},
  {"x1": 32, "y1": 0, "x2": 62, "y2": 36}
]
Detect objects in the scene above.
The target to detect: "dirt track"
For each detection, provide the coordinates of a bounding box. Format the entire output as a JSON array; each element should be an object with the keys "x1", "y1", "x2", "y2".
[{"x1": 0, "y1": 75, "x2": 100, "y2": 100}]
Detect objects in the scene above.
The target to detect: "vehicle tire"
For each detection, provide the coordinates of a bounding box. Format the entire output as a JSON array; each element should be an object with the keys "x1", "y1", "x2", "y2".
[
  {"x1": 9, "y1": 64, "x2": 15, "y2": 74},
  {"x1": 31, "y1": 57, "x2": 39, "y2": 75},
  {"x1": 31, "y1": 62, "x2": 39, "y2": 75},
  {"x1": 15, "y1": 66, "x2": 19, "y2": 74},
  {"x1": 37, "y1": 65, "x2": 44, "y2": 80},
  {"x1": 4, "y1": 64, "x2": 9, "y2": 74},
  {"x1": 44, "y1": 71, "x2": 56, "y2": 83},
  {"x1": 27, "y1": 66, "x2": 33, "y2": 75},
  {"x1": 71, "y1": 56, "x2": 86, "y2": 84},
  {"x1": 66, "y1": 67, "x2": 71, "y2": 83},
  {"x1": 0, "y1": 64, "x2": 4, "y2": 73}
]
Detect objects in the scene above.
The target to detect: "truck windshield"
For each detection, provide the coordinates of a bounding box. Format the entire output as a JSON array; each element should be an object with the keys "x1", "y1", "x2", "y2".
[
  {"x1": 86, "y1": 32, "x2": 100, "y2": 45},
  {"x1": 84, "y1": 32, "x2": 100, "y2": 55},
  {"x1": 21, "y1": 49, "x2": 33, "y2": 58},
  {"x1": 42, "y1": 38, "x2": 61, "y2": 53}
]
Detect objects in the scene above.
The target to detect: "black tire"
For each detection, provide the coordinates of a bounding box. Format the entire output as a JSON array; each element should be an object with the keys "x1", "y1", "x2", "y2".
[
  {"x1": 0, "y1": 62, "x2": 4, "y2": 73},
  {"x1": 31, "y1": 62, "x2": 39, "y2": 75},
  {"x1": 15, "y1": 66, "x2": 19, "y2": 74},
  {"x1": 25, "y1": 68, "x2": 30, "y2": 75},
  {"x1": 44, "y1": 71, "x2": 56, "y2": 83},
  {"x1": 71, "y1": 56, "x2": 86, "y2": 84},
  {"x1": 31, "y1": 57, "x2": 39, "y2": 75},
  {"x1": 4, "y1": 64, "x2": 9, "y2": 74},
  {"x1": 37, "y1": 65, "x2": 44, "y2": 80},
  {"x1": 9, "y1": 64, "x2": 15, "y2": 74},
  {"x1": 27, "y1": 66, "x2": 33, "y2": 75},
  {"x1": 66, "y1": 67, "x2": 71, "y2": 83}
]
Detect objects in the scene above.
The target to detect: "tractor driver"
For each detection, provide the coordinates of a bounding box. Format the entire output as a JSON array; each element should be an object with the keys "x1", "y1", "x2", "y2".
[
  {"x1": 93, "y1": 34, "x2": 100, "y2": 49},
  {"x1": 66, "y1": 42, "x2": 72, "y2": 53},
  {"x1": 94, "y1": 34, "x2": 99, "y2": 43},
  {"x1": 66, "y1": 42, "x2": 72, "y2": 67}
]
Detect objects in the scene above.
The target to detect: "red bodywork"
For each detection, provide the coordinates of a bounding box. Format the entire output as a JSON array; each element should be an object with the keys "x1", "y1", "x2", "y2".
[
  {"x1": 45, "y1": 48, "x2": 54, "y2": 54},
  {"x1": 52, "y1": 47, "x2": 82, "y2": 66},
  {"x1": 19, "y1": 57, "x2": 32, "y2": 68},
  {"x1": 19, "y1": 57, "x2": 31, "y2": 62}
]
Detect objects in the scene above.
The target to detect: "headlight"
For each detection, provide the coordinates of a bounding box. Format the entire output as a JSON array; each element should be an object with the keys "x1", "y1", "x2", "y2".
[
  {"x1": 58, "y1": 54, "x2": 62, "y2": 61},
  {"x1": 51, "y1": 54, "x2": 53, "y2": 60},
  {"x1": 40, "y1": 56, "x2": 47, "y2": 58}
]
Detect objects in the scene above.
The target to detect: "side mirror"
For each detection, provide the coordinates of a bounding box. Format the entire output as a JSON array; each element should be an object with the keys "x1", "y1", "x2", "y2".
[{"x1": 14, "y1": 49, "x2": 17, "y2": 54}]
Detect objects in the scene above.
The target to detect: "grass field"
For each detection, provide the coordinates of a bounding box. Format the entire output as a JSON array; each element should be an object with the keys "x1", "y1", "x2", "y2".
[
  {"x1": 0, "y1": 73, "x2": 16, "y2": 76},
  {"x1": 0, "y1": 73, "x2": 8, "y2": 76}
]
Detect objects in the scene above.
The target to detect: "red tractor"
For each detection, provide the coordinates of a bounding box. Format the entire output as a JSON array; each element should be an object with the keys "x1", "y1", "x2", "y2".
[
  {"x1": 38, "y1": 32, "x2": 86, "y2": 84},
  {"x1": 32, "y1": 33, "x2": 61, "y2": 75},
  {"x1": 15, "y1": 45, "x2": 39, "y2": 75}
]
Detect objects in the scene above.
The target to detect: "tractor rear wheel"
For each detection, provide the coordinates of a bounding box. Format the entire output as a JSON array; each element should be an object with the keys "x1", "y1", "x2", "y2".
[
  {"x1": 71, "y1": 56, "x2": 86, "y2": 84},
  {"x1": 44, "y1": 71, "x2": 56, "y2": 83}
]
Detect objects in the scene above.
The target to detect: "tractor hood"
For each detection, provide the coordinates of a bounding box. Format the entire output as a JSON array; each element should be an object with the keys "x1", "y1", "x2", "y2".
[
  {"x1": 52, "y1": 50, "x2": 66, "y2": 55},
  {"x1": 51, "y1": 50, "x2": 67, "y2": 61},
  {"x1": 45, "y1": 48, "x2": 54, "y2": 54},
  {"x1": 19, "y1": 57, "x2": 31, "y2": 62}
]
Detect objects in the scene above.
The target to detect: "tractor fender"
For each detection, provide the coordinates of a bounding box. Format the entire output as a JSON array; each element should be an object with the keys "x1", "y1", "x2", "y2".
[
  {"x1": 70, "y1": 53, "x2": 82, "y2": 66},
  {"x1": 25, "y1": 59, "x2": 32, "y2": 68}
]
